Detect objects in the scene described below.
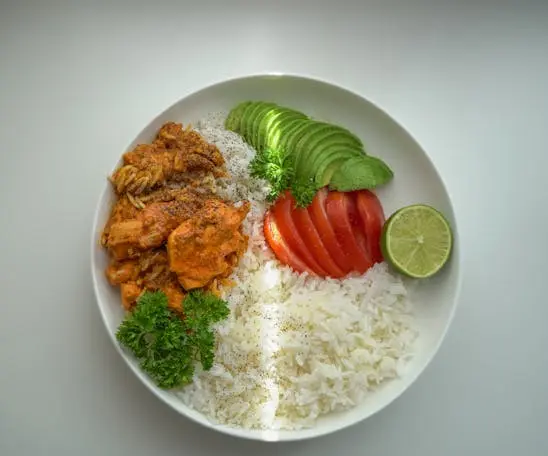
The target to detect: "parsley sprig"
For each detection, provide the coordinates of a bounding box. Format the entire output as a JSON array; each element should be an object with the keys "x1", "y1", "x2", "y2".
[
  {"x1": 249, "y1": 146, "x2": 318, "y2": 207},
  {"x1": 116, "y1": 290, "x2": 229, "y2": 389}
]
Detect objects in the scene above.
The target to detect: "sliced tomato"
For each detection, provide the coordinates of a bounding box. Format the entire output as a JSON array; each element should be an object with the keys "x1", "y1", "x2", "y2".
[
  {"x1": 308, "y1": 188, "x2": 352, "y2": 274},
  {"x1": 263, "y1": 210, "x2": 315, "y2": 275},
  {"x1": 292, "y1": 200, "x2": 346, "y2": 278},
  {"x1": 271, "y1": 192, "x2": 328, "y2": 276},
  {"x1": 325, "y1": 191, "x2": 373, "y2": 274},
  {"x1": 264, "y1": 188, "x2": 386, "y2": 278},
  {"x1": 346, "y1": 191, "x2": 370, "y2": 259},
  {"x1": 355, "y1": 190, "x2": 385, "y2": 264}
]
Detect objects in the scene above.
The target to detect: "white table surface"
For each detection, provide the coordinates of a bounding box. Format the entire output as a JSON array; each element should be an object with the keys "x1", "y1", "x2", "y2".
[{"x1": 1, "y1": 0, "x2": 547, "y2": 454}]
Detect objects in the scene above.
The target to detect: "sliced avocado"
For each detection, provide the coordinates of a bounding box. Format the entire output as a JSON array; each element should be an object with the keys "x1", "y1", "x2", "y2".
[
  {"x1": 290, "y1": 122, "x2": 326, "y2": 180},
  {"x1": 306, "y1": 127, "x2": 363, "y2": 159},
  {"x1": 225, "y1": 101, "x2": 252, "y2": 133},
  {"x1": 313, "y1": 146, "x2": 364, "y2": 186},
  {"x1": 269, "y1": 118, "x2": 309, "y2": 167},
  {"x1": 261, "y1": 109, "x2": 306, "y2": 152},
  {"x1": 243, "y1": 101, "x2": 269, "y2": 147},
  {"x1": 293, "y1": 123, "x2": 363, "y2": 183},
  {"x1": 305, "y1": 135, "x2": 365, "y2": 179},
  {"x1": 258, "y1": 107, "x2": 305, "y2": 153},
  {"x1": 328, "y1": 155, "x2": 394, "y2": 191},
  {"x1": 280, "y1": 119, "x2": 313, "y2": 167},
  {"x1": 319, "y1": 158, "x2": 347, "y2": 186},
  {"x1": 255, "y1": 105, "x2": 283, "y2": 152},
  {"x1": 267, "y1": 114, "x2": 308, "y2": 152},
  {"x1": 250, "y1": 102, "x2": 278, "y2": 150},
  {"x1": 239, "y1": 102, "x2": 262, "y2": 144}
]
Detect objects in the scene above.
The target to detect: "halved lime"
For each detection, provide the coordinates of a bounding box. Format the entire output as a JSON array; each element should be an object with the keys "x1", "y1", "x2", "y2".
[{"x1": 381, "y1": 204, "x2": 453, "y2": 278}]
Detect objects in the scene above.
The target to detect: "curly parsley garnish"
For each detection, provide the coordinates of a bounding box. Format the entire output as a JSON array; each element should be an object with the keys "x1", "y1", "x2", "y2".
[
  {"x1": 249, "y1": 146, "x2": 318, "y2": 207},
  {"x1": 116, "y1": 290, "x2": 229, "y2": 389}
]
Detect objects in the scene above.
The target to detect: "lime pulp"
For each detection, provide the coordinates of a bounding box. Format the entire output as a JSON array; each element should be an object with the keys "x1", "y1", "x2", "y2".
[{"x1": 381, "y1": 204, "x2": 453, "y2": 279}]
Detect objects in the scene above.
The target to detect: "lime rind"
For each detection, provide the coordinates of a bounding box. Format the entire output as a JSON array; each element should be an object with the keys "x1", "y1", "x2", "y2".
[{"x1": 381, "y1": 204, "x2": 453, "y2": 279}]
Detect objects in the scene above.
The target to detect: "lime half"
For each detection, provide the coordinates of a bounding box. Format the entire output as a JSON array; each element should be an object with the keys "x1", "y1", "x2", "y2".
[{"x1": 381, "y1": 204, "x2": 453, "y2": 279}]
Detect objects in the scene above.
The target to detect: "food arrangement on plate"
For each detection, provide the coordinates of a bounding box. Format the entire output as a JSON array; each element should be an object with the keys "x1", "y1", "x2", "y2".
[{"x1": 100, "y1": 101, "x2": 453, "y2": 430}]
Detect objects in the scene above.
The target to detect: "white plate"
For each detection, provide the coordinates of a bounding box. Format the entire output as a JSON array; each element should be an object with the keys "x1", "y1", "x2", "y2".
[{"x1": 91, "y1": 74, "x2": 461, "y2": 442}]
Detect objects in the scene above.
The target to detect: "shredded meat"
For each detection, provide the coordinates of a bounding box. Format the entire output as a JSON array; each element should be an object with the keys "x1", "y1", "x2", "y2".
[
  {"x1": 110, "y1": 122, "x2": 226, "y2": 196},
  {"x1": 101, "y1": 122, "x2": 248, "y2": 313}
]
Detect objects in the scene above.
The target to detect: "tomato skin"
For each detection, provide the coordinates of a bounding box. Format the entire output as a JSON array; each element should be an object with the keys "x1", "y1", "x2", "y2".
[
  {"x1": 325, "y1": 191, "x2": 373, "y2": 274},
  {"x1": 292, "y1": 201, "x2": 346, "y2": 278},
  {"x1": 346, "y1": 191, "x2": 370, "y2": 261},
  {"x1": 355, "y1": 190, "x2": 385, "y2": 264},
  {"x1": 308, "y1": 188, "x2": 353, "y2": 274},
  {"x1": 272, "y1": 192, "x2": 328, "y2": 276},
  {"x1": 263, "y1": 211, "x2": 315, "y2": 275}
]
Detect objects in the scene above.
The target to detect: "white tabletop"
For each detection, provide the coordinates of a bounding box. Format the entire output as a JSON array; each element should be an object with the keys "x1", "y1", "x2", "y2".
[{"x1": 1, "y1": 1, "x2": 547, "y2": 454}]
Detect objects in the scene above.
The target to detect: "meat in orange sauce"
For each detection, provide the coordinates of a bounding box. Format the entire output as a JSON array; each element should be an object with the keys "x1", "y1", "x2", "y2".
[
  {"x1": 101, "y1": 122, "x2": 248, "y2": 313},
  {"x1": 105, "y1": 191, "x2": 209, "y2": 260},
  {"x1": 167, "y1": 200, "x2": 250, "y2": 290},
  {"x1": 110, "y1": 122, "x2": 226, "y2": 196}
]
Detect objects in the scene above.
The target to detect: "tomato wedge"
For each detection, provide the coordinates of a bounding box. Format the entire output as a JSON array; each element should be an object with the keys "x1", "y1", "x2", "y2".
[
  {"x1": 325, "y1": 191, "x2": 373, "y2": 273},
  {"x1": 346, "y1": 192, "x2": 370, "y2": 261},
  {"x1": 355, "y1": 190, "x2": 385, "y2": 264},
  {"x1": 271, "y1": 192, "x2": 328, "y2": 276},
  {"x1": 292, "y1": 202, "x2": 346, "y2": 278},
  {"x1": 308, "y1": 188, "x2": 352, "y2": 274},
  {"x1": 263, "y1": 210, "x2": 315, "y2": 275}
]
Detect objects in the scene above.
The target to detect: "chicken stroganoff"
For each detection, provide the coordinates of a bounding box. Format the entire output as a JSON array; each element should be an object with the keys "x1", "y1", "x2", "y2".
[{"x1": 101, "y1": 122, "x2": 249, "y2": 311}]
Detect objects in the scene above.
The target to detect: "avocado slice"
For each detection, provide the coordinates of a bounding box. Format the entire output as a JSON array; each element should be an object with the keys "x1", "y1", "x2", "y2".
[
  {"x1": 313, "y1": 146, "x2": 364, "y2": 186},
  {"x1": 319, "y1": 158, "x2": 348, "y2": 186},
  {"x1": 250, "y1": 102, "x2": 278, "y2": 150},
  {"x1": 293, "y1": 124, "x2": 364, "y2": 183},
  {"x1": 267, "y1": 114, "x2": 308, "y2": 152},
  {"x1": 268, "y1": 112, "x2": 306, "y2": 148},
  {"x1": 290, "y1": 122, "x2": 328, "y2": 180},
  {"x1": 256, "y1": 105, "x2": 284, "y2": 152},
  {"x1": 225, "y1": 101, "x2": 252, "y2": 133},
  {"x1": 305, "y1": 132, "x2": 364, "y2": 169},
  {"x1": 280, "y1": 119, "x2": 313, "y2": 167},
  {"x1": 239, "y1": 102, "x2": 263, "y2": 144},
  {"x1": 305, "y1": 136, "x2": 365, "y2": 179},
  {"x1": 270, "y1": 118, "x2": 310, "y2": 167},
  {"x1": 259, "y1": 108, "x2": 305, "y2": 153},
  {"x1": 328, "y1": 155, "x2": 394, "y2": 191}
]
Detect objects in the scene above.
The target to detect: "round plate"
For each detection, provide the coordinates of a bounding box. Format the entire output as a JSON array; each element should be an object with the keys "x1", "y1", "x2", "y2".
[{"x1": 91, "y1": 74, "x2": 461, "y2": 442}]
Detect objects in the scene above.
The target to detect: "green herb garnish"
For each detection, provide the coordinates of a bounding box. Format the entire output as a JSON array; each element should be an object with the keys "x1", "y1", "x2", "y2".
[
  {"x1": 116, "y1": 290, "x2": 229, "y2": 389},
  {"x1": 290, "y1": 179, "x2": 319, "y2": 208},
  {"x1": 250, "y1": 146, "x2": 294, "y2": 202},
  {"x1": 250, "y1": 146, "x2": 318, "y2": 207}
]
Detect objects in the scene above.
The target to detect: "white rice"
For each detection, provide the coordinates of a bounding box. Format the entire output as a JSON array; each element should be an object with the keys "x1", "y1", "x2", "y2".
[{"x1": 176, "y1": 113, "x2": 417, "y2": 430}]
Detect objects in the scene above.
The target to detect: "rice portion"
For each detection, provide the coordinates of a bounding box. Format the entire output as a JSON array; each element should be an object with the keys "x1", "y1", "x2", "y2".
[{"x1": 176, "y1": 113, "x2": 417, "y2": 430}]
